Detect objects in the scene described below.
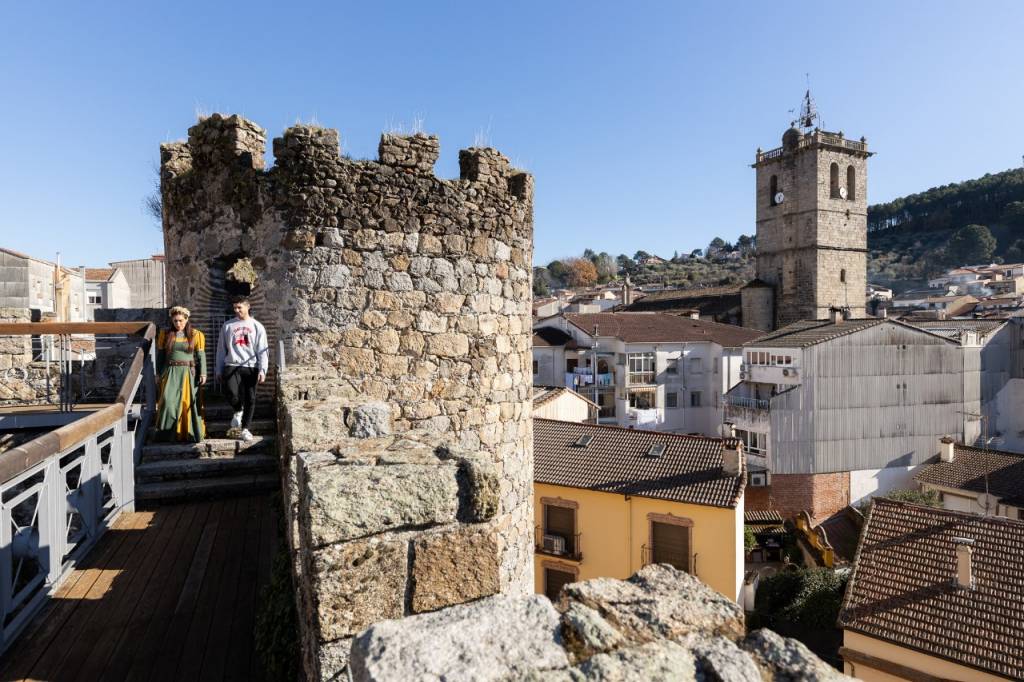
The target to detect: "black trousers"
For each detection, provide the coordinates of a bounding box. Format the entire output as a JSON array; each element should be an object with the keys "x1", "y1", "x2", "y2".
[{"x1": 224, "y1": 366, "x2": 258, "y2": 428}]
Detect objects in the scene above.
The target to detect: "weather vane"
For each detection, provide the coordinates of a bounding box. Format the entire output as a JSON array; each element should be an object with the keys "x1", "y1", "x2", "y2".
[{"x1": 789, "y1": 74, "x2": 819, "y2": 131}]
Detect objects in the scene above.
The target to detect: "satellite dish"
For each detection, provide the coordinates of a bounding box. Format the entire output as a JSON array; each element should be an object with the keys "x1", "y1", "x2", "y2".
[
  {"x1": 839, "y1": 187, "x2": 848, "y2": 199},
  {"x1": 774, "y1": 192, "x2": 785, "y2": 205}
]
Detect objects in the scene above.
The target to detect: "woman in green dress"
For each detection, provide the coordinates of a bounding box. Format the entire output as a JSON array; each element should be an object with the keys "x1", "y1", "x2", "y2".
[{"x1": 155, "y1": 306, "x2": 207, "y2": 442}]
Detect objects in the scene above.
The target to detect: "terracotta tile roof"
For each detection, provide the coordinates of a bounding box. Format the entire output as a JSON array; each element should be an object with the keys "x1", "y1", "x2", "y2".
[
  {"x1": 816, "y1": 508, "x2": 864, "y2": 565},
  {"x1": 745, "y1": 510, "x2": 784, "y2": 524},
  {"x1": 616, "y1": 286, "x2": 743, "y2": 322},
  {"x1": 532, "y1": 386, "x2": 598, "y2": 409},
  {"x1": 533, "y1": 418, "x2": 744, "y2": 509},
  {"x1": 563, "y1": 312, "x2": 761, "y2": 347},
  {"x1": 533, "y1": 327, "x2": 576, "y2": 347},
  {"x1": 84, "y1": 268, "x2": 115, "y2": 282},
  {"x1": 915, "y1": 444, "x2": 1024, "y2": 507},
  {"x1": 839, "y1": 499, "x2": 1024, "y2": 678}
]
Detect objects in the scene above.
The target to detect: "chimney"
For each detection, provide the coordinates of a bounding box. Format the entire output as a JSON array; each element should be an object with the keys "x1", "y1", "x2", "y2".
[
  {"x1": 954, "y1": 538, "x2": 975, "y2": 589},
  {"x1": 878, "y1": 305, "x2": 887, "y2": 319},
  {"x1": 720, "y1": 421, "x2": 736, "y2": 438},
  {"x1": 687, "y1": 309, "x2": 700, "y2": 320},
  {"x1": 622, "y1": 274, "x2": 633, "y2": 306},
  {"x1": 722, "y1": 441, "x2": 741, "y2": 476},
  {"x1": 940, "y1": 436, "x2": 956, "y2": 462},
  {"x1": 829, "y1": 307, "x2": 843, "y2": 325}
]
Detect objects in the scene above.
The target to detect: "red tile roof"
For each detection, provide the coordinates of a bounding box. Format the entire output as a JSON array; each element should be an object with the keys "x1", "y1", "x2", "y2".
[
  {"x1": 839, "y1": 499, "x2": 1024, "y2": 677},
  {"x1": 533, "y1": 418, "x2": 744, "y2": 509},
  {"x1": 84, "y1": 268, "x2": 115, "y2": 282},
  {"x1": 563, "y1": 312, "x2": 761, "y2": 347},
  {"x1": 915, "y1": 443, "x2": 1024, "y2": 507}
]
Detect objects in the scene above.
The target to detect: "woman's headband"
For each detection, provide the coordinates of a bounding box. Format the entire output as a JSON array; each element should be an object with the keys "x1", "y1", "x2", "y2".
[{"x1": 169, "y1": 306, "x2": 191, "y2": 319}]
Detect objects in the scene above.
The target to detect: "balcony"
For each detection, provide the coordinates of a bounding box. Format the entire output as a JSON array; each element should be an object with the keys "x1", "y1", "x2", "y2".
[
  {"x1": 725, "y1": 395, "x2": 771, "y2": 430},
  {"x1": 756, "y1": 130, "x2": 869, "y2": 163},
  {"x1": 535, "y1": 526, "x2": 583, "y2": 562},
  {"x1": 627, "y1": 371, "x2": 655, "y2": 386},
  {"x1": 640, "y1": 544, "x2": 694, "y2": 573},
  {"x1": 726, "y1": 395, "x2": 770, "y2": 411}
]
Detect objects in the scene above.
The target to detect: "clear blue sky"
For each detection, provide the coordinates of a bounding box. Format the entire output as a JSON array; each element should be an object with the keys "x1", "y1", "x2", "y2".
[{"x1": 2, "y1": 1, "x2": 1023, "y2": 268}]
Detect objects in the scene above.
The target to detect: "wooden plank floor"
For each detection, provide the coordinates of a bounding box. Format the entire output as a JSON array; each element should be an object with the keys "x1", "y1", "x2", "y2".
[{"x1": 0, "y1": 494, "x2": 280, "y2": 682}]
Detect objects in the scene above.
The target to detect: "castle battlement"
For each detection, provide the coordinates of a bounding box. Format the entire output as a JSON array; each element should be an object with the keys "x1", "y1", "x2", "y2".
[
  {"x1": 161, "y1": 114, "x2": 531, "y2": 204},
  {"x1": 161, "y1": 113, "x2": 535, "y2": 679}
]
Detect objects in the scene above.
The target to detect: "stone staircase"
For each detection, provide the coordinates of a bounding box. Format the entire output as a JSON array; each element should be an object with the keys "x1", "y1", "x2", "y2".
[{"x1": 135, "y1": 395, "x2": 279, "y2": 505}]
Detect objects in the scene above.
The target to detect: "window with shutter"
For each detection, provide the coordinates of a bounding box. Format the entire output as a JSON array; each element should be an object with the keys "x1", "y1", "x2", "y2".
[
  {"x1": 651, "y1": 521, "x2": 690, "y2": 572},
  {"x1": 544, "y1": 568, "x2": 576, "y2": 601},
  {"x1": 545, "y1": 505, "x2": 576, "y2": 556}
]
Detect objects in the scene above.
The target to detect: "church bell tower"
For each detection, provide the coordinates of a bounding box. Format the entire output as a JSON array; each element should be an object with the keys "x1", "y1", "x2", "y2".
[{"x1": 742, "y1": 91, "x2": 873, "y2": 331}]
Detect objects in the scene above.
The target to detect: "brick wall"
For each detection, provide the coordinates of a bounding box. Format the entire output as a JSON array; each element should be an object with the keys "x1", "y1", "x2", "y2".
[{"x1": 745, "y1": 471, "x2": 850, "y2": 520}]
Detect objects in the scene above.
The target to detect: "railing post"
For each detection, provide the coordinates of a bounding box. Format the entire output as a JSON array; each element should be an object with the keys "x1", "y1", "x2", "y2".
[
  {"x1": 41, "y1": 457, "x2": 62, "y2": 586},
  {"x1": 82, "y1": 435, "x2": 101, "y2": 542},
  {"x1": 0, "y1": 490, "x2": 12, "y2": 651},
  {"x1": 118, "y1": 416, "x2": 136, "y2": 514}
]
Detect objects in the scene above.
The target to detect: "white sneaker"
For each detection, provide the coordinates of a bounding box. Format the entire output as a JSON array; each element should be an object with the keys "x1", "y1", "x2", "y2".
[
  {"x1": 230, "y1": 411, "x2": 243, "y2": 429},
  {"x1": 240, "y1": 428, "x2": 254, "y2": 442}
]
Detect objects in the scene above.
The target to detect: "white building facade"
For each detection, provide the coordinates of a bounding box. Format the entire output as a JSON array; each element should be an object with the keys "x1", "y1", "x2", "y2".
[{"x1": 533, "y1": 312, "x2": 759, "y2": 435}]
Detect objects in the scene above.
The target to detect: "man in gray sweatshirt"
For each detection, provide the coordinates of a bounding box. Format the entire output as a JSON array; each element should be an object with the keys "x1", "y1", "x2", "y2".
[{"x1": 215, "y1": 296, "x2": 269, "y2": 441}]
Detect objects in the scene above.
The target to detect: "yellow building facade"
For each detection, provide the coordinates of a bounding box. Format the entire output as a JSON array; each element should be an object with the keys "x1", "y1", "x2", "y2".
[
  {"x1": 533, "y1": 482, "x2": 744, "y2": 602},
  {"x1": 841, "y1": 631, "x2": 1010, "y2": 682}
]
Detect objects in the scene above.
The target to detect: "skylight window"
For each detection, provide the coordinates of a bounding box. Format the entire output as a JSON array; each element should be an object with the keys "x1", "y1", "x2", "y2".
[
  {"x1": 574, "y1": 434, "x2": 594, "y2": 448},
  {"x1": 646, "y1": 443, "x2": 667, "y2": 458}
]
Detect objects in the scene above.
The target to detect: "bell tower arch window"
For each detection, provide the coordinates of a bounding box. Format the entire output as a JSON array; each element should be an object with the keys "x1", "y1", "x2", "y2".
[
  {"x1": 769, "y1": 175, "x2": 778, "y2": 206},
  {"x1": 847, "y1": 165, "x2": 856, "y2": 201},
  {"x1": 829, "y1": 163, "x2": 840, "y2": 198}
]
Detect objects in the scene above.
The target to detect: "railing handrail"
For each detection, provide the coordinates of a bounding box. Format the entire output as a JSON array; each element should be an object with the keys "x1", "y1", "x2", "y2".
[
  {"x1": 0, "y1": 322, "x2": 153, "y2": 336},
  {"x1": 0, "y1": 322, "x2": 156, "y2": 485}
]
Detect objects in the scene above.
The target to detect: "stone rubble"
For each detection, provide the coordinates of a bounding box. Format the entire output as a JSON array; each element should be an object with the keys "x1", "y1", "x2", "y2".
[{"x1": 349, "y1": 565, "x2": 856, "y2": 682}]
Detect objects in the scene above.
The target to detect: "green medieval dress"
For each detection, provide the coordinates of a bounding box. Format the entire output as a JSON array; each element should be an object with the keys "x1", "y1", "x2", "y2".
[{"x1": 155, "y1": 329, "x2": 207, "y2": 442}]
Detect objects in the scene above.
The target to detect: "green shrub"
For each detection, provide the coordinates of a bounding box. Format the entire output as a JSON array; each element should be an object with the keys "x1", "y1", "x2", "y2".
[{"x1": 882, "y1": 488, "x2": 941, "y2": 508}]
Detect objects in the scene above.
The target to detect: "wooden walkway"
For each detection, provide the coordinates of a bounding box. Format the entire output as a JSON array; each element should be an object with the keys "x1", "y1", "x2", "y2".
[{"x1": 0, "y1": 494, "x2": 279, "y2": 682}]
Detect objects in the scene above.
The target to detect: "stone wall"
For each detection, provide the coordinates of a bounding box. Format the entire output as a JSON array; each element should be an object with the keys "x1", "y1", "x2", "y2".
[
  {"x1": 0, "y1": 307, "x2": 58, "y2": 404},
  {"x1": 161, "y1": 114, "x2": 534, "y2": 680},
  {"x1": 348, "y1": 564, "x2": 854, "y2": 681}
]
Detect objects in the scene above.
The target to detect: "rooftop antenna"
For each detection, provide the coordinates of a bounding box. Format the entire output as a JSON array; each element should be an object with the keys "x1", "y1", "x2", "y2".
[{"x1": 790, "y1": 74, "x2": 820, "y2": 132}]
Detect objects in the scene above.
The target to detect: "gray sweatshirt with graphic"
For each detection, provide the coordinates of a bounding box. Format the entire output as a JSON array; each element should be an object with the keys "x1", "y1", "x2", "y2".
[{"x1": 215, "y1": 317, "x2": 269, "y2": 375}]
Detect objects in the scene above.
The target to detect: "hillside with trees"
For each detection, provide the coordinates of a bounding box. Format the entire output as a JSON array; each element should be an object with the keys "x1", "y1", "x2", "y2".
[
  {"x1": 534, "y1": 239, "x2": 755, "y2": 296},
  {"x1": 867, "y1": 167, "x2": 1024, "y2": 289},
  {"x1": 535, "y1": 167, "x2": 1024, "y2": 295}
]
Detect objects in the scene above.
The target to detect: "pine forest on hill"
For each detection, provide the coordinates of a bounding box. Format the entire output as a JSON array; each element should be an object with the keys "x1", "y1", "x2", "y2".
[{"x1": 535, "y1": 167, "x2": 1024, "y2": 296}]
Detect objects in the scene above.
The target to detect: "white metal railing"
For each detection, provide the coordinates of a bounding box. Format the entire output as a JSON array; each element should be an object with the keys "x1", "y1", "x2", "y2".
[
  {"x1": 0, "y1": 322, "x2": 156, "y2": 653},
  {"x1": 726, "y1": 395, "x2": 770, "y2": 411}
]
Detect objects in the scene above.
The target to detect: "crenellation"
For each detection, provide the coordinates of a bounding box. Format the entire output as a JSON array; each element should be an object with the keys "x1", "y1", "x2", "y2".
[
  {"x1": 187, "y1": 113, "x2": 267, "y2": 171},
  {"x1": 378, "y1": 133, "x2": 440, "y2": 173}
]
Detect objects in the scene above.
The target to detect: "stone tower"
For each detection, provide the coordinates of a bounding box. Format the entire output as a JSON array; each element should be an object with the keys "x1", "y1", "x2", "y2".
[
  {"x1": 743, "y1": 121, "x2": 872, "y2": 330},
  {"x1": 160, "y1": 114, "x2": 534, "y2": 678}
]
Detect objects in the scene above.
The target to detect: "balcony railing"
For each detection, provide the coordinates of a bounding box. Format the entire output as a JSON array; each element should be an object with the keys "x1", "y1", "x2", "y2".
[
  {"x1": 0, "y1": 321, "x2": 157, "y2": 653},
  {"x1": 641, "y1": 544, "x2": 695, "y2": 574},
  {"x1": 756, "y1": 131, "x2": 868, "y2": 163},
  {"x1": 726, "y1": 395, "x2": 770, "y2": 411},
  {"x1": 535, "y1": 525, "x2": 582, "y2": 562},
  {"x1": 627, "y1": 372, "x2": 655, "y2": 386}
]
